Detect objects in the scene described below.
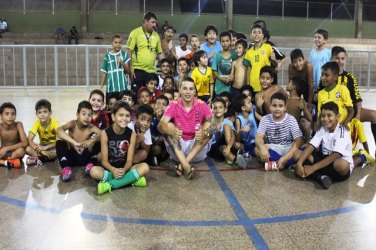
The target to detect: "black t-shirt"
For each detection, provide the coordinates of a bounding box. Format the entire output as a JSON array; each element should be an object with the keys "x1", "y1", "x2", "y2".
[{"x1": 106, "y1": 126, "x2": 133, "y2": 168}]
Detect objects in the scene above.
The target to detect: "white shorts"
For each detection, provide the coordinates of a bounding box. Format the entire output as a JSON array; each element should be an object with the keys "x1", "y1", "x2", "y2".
[
  {"x1": 165, "y1": 138, "x2": 211, "y2": 163},
  {"x1": 267, "y1": 143, "x2": 293, "y2": 156}
]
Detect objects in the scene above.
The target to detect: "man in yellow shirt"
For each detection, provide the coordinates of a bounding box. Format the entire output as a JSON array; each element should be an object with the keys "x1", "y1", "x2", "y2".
[{"x1": 126, "y1": 12, "x2": 164, "y2": 94}]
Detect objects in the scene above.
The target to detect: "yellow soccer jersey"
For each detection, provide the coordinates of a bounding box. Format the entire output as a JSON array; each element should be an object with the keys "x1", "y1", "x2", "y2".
[
  {"x1": 318, "y1": 84, "x2": 353, "y2": 123},
  {"x1": 191, "y1": 66, "x2": 214, "y2": 97},
  {"x1": 243, "y1": 43, "x2": 273, "y2": 92},
  {"x1": 29, "y1": 117, "x2": 59, "y2": 144},
  {"x1": 350, "y1": 118, "x2": 367, "y2": 150}
]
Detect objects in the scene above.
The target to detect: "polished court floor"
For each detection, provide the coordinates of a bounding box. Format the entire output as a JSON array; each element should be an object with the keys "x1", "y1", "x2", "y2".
[{"x1": 1, "y1": 88, "x2": 376, "y2": 249}]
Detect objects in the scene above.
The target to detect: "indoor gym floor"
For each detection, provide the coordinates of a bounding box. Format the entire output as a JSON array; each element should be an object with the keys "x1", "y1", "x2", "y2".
[{"x1": 0, "y1": 88, "x2": 376, "y2": 250}]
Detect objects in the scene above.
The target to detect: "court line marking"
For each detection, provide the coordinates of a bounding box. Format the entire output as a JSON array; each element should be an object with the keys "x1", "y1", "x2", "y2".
[{"x1": 205, "y1": 158, "x2": 269, "y2": 249}]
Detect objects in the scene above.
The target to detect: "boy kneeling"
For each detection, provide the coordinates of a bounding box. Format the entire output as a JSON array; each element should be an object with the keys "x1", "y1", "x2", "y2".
[{"x1": 293, "y1": 102, "x2": 353, "y2": 189}]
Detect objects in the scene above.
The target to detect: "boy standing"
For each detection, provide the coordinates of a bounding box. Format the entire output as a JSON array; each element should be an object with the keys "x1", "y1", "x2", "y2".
[
  {"x1": 26, "y1": 99, "x2": 59, "y2": 166},
  {"x1": 317, "y1": 62, "x2": 353, "y2": 127},
  {"x1": 286, "y1": 77, "x2": 312, "y2": 143},
  {"x1": 56, "y1": 101, "x2": 101, "y2": 181},
  {"x1": 294, "y1": 102, "x2": 353, "y2": 189},
  {"x1": 230, "y1": 39, "x2": 248, "y2": 99},
  {"x1": 174, "y1": 33, "x2": 191, "y2": 59},
  {"x1": 100, "y1": 35, "x2": 130, "y2": 104},
  {"x1": 184, "y1": 34, "x2": 200, "y2": 61},
  {"x1": 288, "y1": 48, "x2": 314, "y2": 106},
  {"x1": 243, "y1": 24, "x2": 273, "y2": 93},
  {"x1": 200, "y1": 25, "x2": 222, "y2": 66},
  {"x1": 309, "y1": 29, "x2": 331, "y2": 92},
  {"x1": 255, "y1": 93, "x2": 303, "y2": 170},
  {"x1": 0, "y1": 102, "x2": 27, "y2": 168},
  {"x1": 212, "y1": 31, "x2": 237, "y2": 96}
]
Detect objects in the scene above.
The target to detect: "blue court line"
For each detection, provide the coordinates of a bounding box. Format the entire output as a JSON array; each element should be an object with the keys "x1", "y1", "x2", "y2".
[
  {"x1": 0, "y1": 194, "x2": 364, "y2": 227},
  {"x1": 205, "y1": 158, "x2": 269, "y2": 250}
]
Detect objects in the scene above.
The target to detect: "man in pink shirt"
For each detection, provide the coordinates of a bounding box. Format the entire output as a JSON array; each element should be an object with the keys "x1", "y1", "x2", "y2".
[{"x1": 158, "y1": 78, "x2": 213, "y2": 179}]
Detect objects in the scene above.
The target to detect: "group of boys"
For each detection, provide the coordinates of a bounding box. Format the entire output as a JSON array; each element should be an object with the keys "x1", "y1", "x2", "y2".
[{"x1": 2, "y1": 17, "x2": 376, "y2": 192}]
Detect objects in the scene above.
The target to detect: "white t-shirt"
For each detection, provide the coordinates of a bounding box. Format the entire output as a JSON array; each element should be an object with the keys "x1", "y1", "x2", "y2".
[
  {"x1": 175, "y1": 46, "x2": 191, "y2": 59},
  {"x1": 127, "y1": 121, "x2": 152, "y2": 146},
  {"x1": 310, "y1": 124, "x2": 354, "y2": 173}
]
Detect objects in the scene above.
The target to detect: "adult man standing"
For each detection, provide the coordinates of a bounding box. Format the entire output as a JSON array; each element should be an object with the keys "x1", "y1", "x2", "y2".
[
  {"x1": 126, "y1": 12, "x2": 164, "y2": 93},
  {"x1": 158, "y1": 78, "x2": 214, "y2": 180}
]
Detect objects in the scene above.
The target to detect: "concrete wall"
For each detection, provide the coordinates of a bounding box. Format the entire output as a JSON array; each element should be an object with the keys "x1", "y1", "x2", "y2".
[{"x1": 1, "y1": 12, "x2": 376, "y2": 39}]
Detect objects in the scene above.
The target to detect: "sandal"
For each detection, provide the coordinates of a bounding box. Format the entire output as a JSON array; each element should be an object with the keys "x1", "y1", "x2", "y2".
[
  {"x1": 187, "y1": 166, "x2": 196, "y2": 180},
  {"x1": 175, "y1": 164, "x2": 183, "y2": 177}
]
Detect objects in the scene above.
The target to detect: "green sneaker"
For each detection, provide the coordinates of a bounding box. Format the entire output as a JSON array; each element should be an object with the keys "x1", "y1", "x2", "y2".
[
  {"x1": 132, "y1": 176, "x2": 147, "y2": 187},
  {"x1": 98, "y1": 181, "x2": 112, "y2": 195}
]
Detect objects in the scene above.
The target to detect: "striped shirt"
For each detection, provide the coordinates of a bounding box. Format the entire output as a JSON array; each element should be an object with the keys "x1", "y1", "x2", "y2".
[
  {"x1": 310, "y1": 123, "x2": 354, "y2": 172},
  {"x1": 257, "y1": 113, "x2": 302, "y2": 145},
  {"x1": 164, "y1": 98, "x2": 212, "y2": 141},
  {"x1": 101, "y1": 50, "x2": 130, "y2": 93}
]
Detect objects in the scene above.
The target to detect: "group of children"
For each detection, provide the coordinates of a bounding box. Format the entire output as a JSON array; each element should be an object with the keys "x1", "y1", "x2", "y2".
[{"x1": 1, "y1": 20, "x2": 376, "y2": 192}]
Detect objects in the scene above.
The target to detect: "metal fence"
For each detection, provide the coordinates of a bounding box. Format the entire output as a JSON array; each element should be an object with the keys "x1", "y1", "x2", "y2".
[
  {"x1": 1, "y1": 0, "x2": 376, "y2": 21},
  {"x1": 0, "y1": 44, "x2": 375, "y2": 89}
]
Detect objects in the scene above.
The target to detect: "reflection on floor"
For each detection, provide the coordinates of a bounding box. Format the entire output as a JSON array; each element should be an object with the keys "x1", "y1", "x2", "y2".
[{"x1": 1, "y1": 88, "x2": 376, "y2": 249}]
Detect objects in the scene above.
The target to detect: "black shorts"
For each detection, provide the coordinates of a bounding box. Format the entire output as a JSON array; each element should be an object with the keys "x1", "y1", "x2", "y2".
[{"x1": 307, "y1": 151, "x2": 350, "y2": 182}]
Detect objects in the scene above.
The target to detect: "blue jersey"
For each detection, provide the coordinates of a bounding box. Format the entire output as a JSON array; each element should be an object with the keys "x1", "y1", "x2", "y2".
[
  {"x1": 309, "y1": 48, "x2": 331, "y2": 91},
  {"x1": 236, "y1": 110, "x2": 257, "y2": 145},
  {"x1": 211, "y1": 118, "x2": 235, "y2": 145}
]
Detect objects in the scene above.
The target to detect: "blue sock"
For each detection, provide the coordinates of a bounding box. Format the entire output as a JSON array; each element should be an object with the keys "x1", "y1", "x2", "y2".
[
  {"x1": 268, "y1": 149, "x2": 281, "y2": 161},
  {"x1": 359, "y1": 154, "x2": 367, "y2": 165},
  {"x1": 285, "y1": 158, "x2": 295, "y2": 168}
]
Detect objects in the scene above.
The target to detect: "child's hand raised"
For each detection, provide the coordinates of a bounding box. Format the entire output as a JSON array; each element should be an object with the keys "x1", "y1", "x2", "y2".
[{"x1": 256, "y1": 93, "x2": 264, "y2": 108}]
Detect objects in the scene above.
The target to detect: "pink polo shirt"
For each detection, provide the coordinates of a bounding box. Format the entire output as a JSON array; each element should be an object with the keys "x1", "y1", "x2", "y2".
[{"x1": 164, "y1": 98, "x2": 212, "y2": 141}]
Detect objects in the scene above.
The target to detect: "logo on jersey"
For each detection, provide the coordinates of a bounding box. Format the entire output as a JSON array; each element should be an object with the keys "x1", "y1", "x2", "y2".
[
  {"x1": 335, "y1": 92, "x2": 341, "y2": 98},
  {"x1": 119, "y1": 140, "x2": 129, "y2": 153},
  {"x1": 261, "y1": 50, "x2": 265, "y2": 55}
]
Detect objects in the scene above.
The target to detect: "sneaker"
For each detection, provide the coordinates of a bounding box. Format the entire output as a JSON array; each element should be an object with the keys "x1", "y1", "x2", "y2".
[
  {"x1": 226, "y1": 160, "x2": 234, "y2": 165},
  {"x1": 60, "y1": 166, "x2": 73, "y2": 182},
  {"x1": 318, "y1": 175, "x2": 332, "y2": 189},
  {"x1": 98, "y1": 181, "x2": 112, "y2": 195},
  {"x1": 235, "y1": 154, "x2": 247, "y2": 169},
  {"x1": 132, "y1": 176, "x2": 147, "y2": 187},
  {"x1": 265, "y1": 161, "x2": 279, "y2": 171},
  {"x1": 359, "y1": 149, "x2": 375, "y2": 166},
  {"x1": 83, "y1": 162, "x2": 94, "y2": 176},
  {"x1": 6, "y1": 158, "x2": 21, "y2": 169},
  {"x1": 25, "y1": 156, "x2": 42, "y2": 167}
]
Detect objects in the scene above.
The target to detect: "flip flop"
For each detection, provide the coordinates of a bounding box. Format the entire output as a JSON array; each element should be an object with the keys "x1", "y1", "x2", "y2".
[
  {"x1": 187, "y1": 166, "x2": 196, "y2": 180},
  {"x1": 175, "y1": 164, "x2": 183, "y2": 177}
]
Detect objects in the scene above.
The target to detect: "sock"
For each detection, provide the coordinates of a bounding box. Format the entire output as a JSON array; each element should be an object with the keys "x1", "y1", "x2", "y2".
[
  {"x1": 102, "y1": 170, "x2": 115, "y2": 182},
  {"x1": 268, "y1": 149, "x2": 281, "y2": 162},
  {"x1": 285, "y1": 158, "x2": 296, "y2": 168},
  {"x1": 109, "y1": 169, "x2": 139, "y2": 189},
  {"x1": 359, "y1": 154, "x2": 367, "y2": 165}
]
